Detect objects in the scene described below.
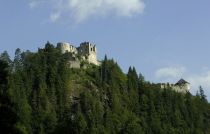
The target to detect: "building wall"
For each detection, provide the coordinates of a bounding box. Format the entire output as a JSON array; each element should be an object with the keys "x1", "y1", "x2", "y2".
[
  {"x1": 88, "y1": 53, "x2": 98, "y2": 65},
  {"x1": 57, "y1": 41, "x2": 99, "y2": 66},
  {"x1": 57, "y1": 42, "x2": 70, "y2": 53},
  {"x1": 175, "y1": 83, "x2": 190, "y2": 93},
  {"x1": 69, "y1": 45, "x2": 78, "y2": 54},
  {"x1": 160, "y1": 83, "x2": 190, "y2": 93},
  {"x1": 57, "y1": 42, "x2": 78, "y2": 54},
  {"x1": 78, "y1": 42, "x2": 98, "y2": 65},
  {"x1": 69, "y1": 61, "x2": 80, "y2": 68}
]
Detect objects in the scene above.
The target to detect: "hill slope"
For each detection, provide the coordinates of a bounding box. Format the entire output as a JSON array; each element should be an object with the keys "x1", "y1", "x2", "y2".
[{"x1": 0, "y1": 42, "x2": 210, "y2": 134}]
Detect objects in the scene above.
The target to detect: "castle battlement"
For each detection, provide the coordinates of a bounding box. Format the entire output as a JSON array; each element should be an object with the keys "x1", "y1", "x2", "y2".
[
  {"x1": 159, "y1": 79, "x2": 190, "y2": 93},
  {"x1": 57, "y1": 41, "x2": 99, "y2": 68},
  {"x1": 57, "y1": 42, "x2": 78, "y2": 54}
]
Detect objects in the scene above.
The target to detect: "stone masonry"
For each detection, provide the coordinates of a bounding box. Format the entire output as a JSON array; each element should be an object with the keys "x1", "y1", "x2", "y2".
[
  {"x1": 57, "y1": 42, "x2": 99, "y2": 68},
  {"x1": 159, "y1": 79, "x2": 190, "y2": 93}
]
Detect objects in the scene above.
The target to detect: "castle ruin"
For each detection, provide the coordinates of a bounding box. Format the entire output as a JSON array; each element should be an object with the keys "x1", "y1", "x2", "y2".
[
  {"x1": 159, "y1": 79, "x2": 190, "y2": 93},
  {"x1": 57, "y1": 42, "x2": 100, "y2": 68},
  {"x1": 57, "y1": 42, "x2": 190, "y2": 93}
]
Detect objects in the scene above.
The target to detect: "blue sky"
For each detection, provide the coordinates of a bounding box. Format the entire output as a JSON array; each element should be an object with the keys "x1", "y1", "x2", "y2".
[{"x1": 1, "y1": 0, "x2": 210, "y2": 100}]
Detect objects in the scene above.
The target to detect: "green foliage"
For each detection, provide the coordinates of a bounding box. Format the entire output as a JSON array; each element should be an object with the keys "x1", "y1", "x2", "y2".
[
  {"x1": 0, "y1": 60, "x2": 21, "y2": 133},
  {"x1": 0, "y1": 43, "x2": 210, "y2": 134}
]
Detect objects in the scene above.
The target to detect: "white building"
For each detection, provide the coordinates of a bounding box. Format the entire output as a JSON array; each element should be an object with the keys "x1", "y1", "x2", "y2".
[{"x1": 160, "y1": 79, "x2": 190, "y2": 93}]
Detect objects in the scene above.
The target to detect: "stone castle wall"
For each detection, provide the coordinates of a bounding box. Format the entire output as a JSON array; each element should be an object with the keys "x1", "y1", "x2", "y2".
[
  {"x1": 57, "y1": 41, "x2": 99, "y2": 67},
  {"x1": 69, "y1": 61, "x2": 80, "y2": 68},
  {"x1": 160, "y1": 79, "x2": 190, "y2": 93},
  {"x1": 57, "y1": 42, "x2": 78, "y2": 54},
  {"x1": 57, "y1": 42, "x2": 71, "y2": 53},
  {"x1": 172, "y1": 85, "x2": 189, "y2": 93},
  {"x1": 78, "y1": 42, "x2": 98, "y2": 65}
]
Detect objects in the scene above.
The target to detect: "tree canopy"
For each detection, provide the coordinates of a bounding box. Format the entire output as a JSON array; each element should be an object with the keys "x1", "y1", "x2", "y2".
[{"x1": 0, "y1": 43, "x2": 210, "y2": 134}]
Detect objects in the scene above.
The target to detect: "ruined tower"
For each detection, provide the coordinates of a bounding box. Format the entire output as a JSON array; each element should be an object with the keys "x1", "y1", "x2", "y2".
[
  {"x1": 77, "y1": 42, "x2": 98, "y2": 65},
  {"x1": 57, "y1": 42, "x2": 78, "y2": 54},
  {"x1": 57, "y1": 41, "x2": 99, "y2": 67}
]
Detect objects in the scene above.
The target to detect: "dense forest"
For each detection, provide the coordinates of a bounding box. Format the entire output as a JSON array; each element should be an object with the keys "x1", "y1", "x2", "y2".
[{"x1": 0, "y1": 42, "x2": 210, "y2": 134}]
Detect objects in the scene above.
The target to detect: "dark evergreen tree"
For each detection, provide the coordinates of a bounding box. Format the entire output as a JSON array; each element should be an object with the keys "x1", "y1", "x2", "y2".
[
  {"x1": 0, "y1": 44, "x2": 210, "y2": 134},
  {"x1": 0, "y1": 60, "x2": 21, "y2": 133}
]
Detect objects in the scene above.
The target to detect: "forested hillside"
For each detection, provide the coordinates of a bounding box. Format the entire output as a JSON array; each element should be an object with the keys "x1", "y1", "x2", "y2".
[{"x1": 0, "y1": 42, "x2": 210, "y2": 134}]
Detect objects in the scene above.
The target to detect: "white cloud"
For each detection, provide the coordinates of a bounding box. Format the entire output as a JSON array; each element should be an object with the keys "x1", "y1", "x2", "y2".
[
  {"x1": 29, "y1": 0, "x2": 46, "y2": 8},
  {"x1": 29, "y1": 0, "x2": 145, "y2": 23},
  {"x1": 187, "y1": 71, "x2": 210, "y2": 94},
  {"x1": 50, "y1": 12, "x2": 61, "y2": 22},
  {"x1": 29, "y1": 1, "x2": 39, "y2": 8},
  {"x1": 155, "y1": 66, "x2": 186, "y2": 79}
]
